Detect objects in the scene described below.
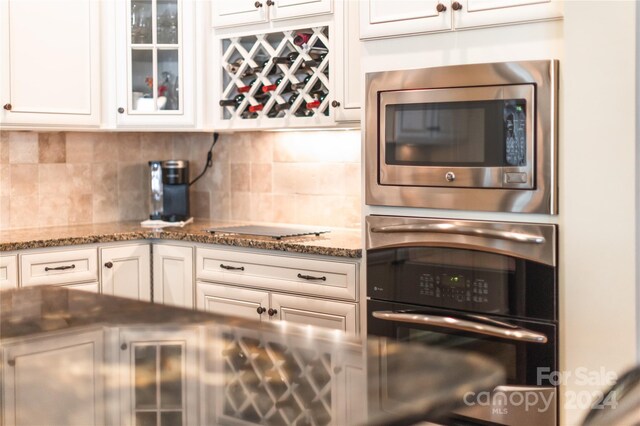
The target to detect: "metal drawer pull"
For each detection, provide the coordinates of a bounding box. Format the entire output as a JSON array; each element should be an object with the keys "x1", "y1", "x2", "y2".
[
  {"x1": 372, "y1": 311, "x2": 548, "y2": 343},
  {"x1": 297, "y1": 273, "x2": 326, "y2": 281},
  {"x1": 371, "y1": 223, "x2": 545, "y2": 244},
  {"x1": 220, "y1": 263, "x2": 245, "y2": 271},
  {"x1": 44, "y1": 264, "x2": 76, "y2": 272}
]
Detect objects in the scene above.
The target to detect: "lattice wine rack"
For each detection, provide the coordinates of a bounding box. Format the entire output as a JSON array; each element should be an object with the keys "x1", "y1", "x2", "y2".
[
  {"x1": 219, "y1": 26, "x2": 331, "y2": 121},
  {"x1": 218, "y1": 331, "x2": 333, "y2": 425}
]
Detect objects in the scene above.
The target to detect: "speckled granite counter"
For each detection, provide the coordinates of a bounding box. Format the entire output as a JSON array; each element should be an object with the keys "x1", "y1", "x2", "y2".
[
  {"x1": 0, "y1": 287, "x2": 504, "y2": 425},
  {"x1": 0, "y1": 220, "x2": 362, "y2": 258}
]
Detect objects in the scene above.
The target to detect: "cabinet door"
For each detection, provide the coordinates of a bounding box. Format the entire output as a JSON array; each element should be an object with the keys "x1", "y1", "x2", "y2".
[
  {"x1": 360, "y1": 0, "x2": 451, "y2": 40},
  {"x1": 270, "y1": 293, "x2": 357, "y2": 334},
  {"x1": 2, "y1": 329, "x2": 104, "y2": 426},
  {"x1": 269, "y1": 0, "x2": 333, "y2": 21},
  {"x1": 101, "y1": 244, "x2": 151, "y2": 301},
  {"x1": 210, "y1": 0, "x2": 268, "y2": 29},
  {"x1": 0, "y1": 254, "x2": 18, "y2": 290},
  {"x1": 333, "y1": 0, "x2": 360, "y2": 122},
  {"x1": 115, "y1": 0, "x2": 196, "y2": 127},
  {"x1": 118, "y1": 328, "x2": 200, "y2": 426},
  {"x1": 196, "y1": 282, "x2": 269, "y2": 322},
  {"x1": 153, "y1": 244, "x2": 194, "y2": 308},
  {"x1": 0, "y1": 0, "x2": 100, "y2": 127},
  {"x1": 453, "y1": 0, "x2": 562, "y2": 29}
]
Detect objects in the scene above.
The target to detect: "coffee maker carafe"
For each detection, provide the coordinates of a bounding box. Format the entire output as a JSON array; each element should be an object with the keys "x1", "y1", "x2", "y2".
[{"x1": 148, "y1": 160, "x2": 190, "y2": 222}]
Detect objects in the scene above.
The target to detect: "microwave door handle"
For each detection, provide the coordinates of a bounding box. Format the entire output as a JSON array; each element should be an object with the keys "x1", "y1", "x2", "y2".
[
  {"x1": 370, "y1": 224, "x2": 545, "y2": 244},
  {"x1": 371, "y1": 311, "x2": 548, "y2": 344}
]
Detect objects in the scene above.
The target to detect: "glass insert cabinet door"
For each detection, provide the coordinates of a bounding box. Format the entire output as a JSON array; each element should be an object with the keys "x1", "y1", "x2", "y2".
[{"x1": 128, "y1": 0, "x2": 182, "y2": 114}]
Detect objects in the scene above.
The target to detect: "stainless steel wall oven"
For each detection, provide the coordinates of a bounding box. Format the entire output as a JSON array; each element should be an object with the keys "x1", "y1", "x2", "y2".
[
  {"x1": 365, "y1": 60, "x2": 558, "y2": 214},
  {"x1": 366, "y1": 215, "x2": 558, "y2": 425}
]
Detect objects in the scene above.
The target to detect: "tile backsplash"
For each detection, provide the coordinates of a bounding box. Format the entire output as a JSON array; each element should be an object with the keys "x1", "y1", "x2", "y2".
[{"x1": 0, "y1": 130, "x2": 361, "y2": 230}]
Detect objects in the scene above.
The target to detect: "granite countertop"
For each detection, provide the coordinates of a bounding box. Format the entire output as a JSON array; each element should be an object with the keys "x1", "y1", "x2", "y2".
[
  {"x1": 0, "y1": 287, "x2": 504, "y2": 425},
  {"x1": 0, "y1": 220, "x2": 362, "y2": 258}
]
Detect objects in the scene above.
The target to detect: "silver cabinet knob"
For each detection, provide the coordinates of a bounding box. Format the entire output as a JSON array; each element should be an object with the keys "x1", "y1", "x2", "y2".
[{"x1": 445, "y1": 171, "x2": 456, "y2": 182}]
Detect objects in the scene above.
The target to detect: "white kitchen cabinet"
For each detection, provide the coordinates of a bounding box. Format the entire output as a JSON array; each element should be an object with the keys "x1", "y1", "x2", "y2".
[
  {"x1": 211, "y1": 0, "x2": 331, "y2": 29},
  {"x1": 271, "y1": 292, "x2": 357, "y2": 334},
  {"x1": 197, "y1": 281, "x2": 357, "y2": 333},
  {"x1": 117, "y1": 327, "x2": 200, "y2": 426},
  {"x1": 100, "y1": 244, "x2": 151, "y2": 301},
  {"x1": 0, "y1": 254, "x2": 18, "y2": 290},
  {"x1": 19, "y1": 247, "x2": 98, "y2": 287},
  {"x1": 114, "y1": 0, "x2": 196, "y2": 128},
  {"x1": 152, "y1": 244, "x2": 194, "y2": 308},
  {"x1": 359, "y1": 0, "x2": 562, "y2": 39},
  {"x1": 0, "y1": 0, "x2": 101, "y2": 128},
  {"x1": 333, "y1": 0, "x2": 361, "y2": 122},
  {"x1": 2, "y1": 328, "x2": 105, "y2": 426}
]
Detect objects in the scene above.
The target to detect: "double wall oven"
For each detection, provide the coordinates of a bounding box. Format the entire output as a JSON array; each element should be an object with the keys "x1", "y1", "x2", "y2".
[{"x1": 366, "y1": 215, "x2": 558, "y2": 425}]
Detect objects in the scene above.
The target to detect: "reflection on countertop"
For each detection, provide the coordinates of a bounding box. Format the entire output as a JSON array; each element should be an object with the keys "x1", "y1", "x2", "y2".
[
  {"x1": 0, "y1": 220, "x2": 362, "y2": 258},
  {"x1": 0, "y1": 287, "x2": 503, "y2": 425}
]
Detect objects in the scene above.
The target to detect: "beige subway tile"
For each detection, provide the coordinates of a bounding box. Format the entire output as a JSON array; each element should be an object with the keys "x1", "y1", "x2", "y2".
[
  {"x1": 272, "y1": 163, "x2": 303, "y2": 194},
  {"x1": 39, "y1": 163, "x2": 70, "y2": 197},
  {"x1": 0, "y1": 196, "x2": 10, "y2": 229},
  {"x1": 92, "y1": 192, "x2": 119, "y2": 223},
  {"x1": 38, "y1": 133, "x2": 66, "y2": 163},
  {"x1": 250, "y1": 133, "x2": 274, "y2": 163},
  {"x1": 211, "y1": 135, "x2": 231, "y2": 164},
  {"x1": 190, "y1": 190, "x2": 210, "y2": 219},
  {"x1": 344, "y1": 162, "x2": 361, "y2": 196},
  {"x1": 68, "y1": 194, "x2": 93, "y2": 224},
  {"x1": 65, "y1": 132, "x2": 95, "y2": 163},
  {"x1": 0, "y1": 164, "x2": 10, "y2": 197},
  {"x1": 209, "y1": 191, "x2": 230, "y2": 220},
  {"x1": 10, "y1": 164, "x2": 38, "y2": 197},
  {"x1": 9, "y1": 195, "x2": 39, "y2": 229},
  {"x1": 342, "y1": 195, "x2": 362, "y2": 229},
  {"x1": 0, "y1": 132, "x2": 9, "y2": 163},
  {"x1": 230, "y1": 163, "x2": 251, "y2": 192},
  {"x1": 272, "y1": 194, "x2": 296, "y2": 225},
  {"x1": 141, "y1": 133, "x2": 173, "y2": 160},
  {"x1": 294, "y1": 194, "x2": 326, "y2": 226},
  {"x1": 228, "y1": 134, "x2": 251, "y2": 164},
  {"x1": 9, "y1": 132, "x2": 38, "y2": 164},
  {"x1": 38, "y1": 194, "x2": 69, "y2": 227},
  {"x1": 250, "y1": 193, "x2": 273, "y2": 222},
  {"x1": 92, "y1": 163, "x2": 118, "y2": 196},
  {"x1": 117, "y1": 133, "x2": 142, "y2": 162},
  {"x1": 93, "y1": 133, "x2": 117, "y2": 163},
  {"x1": 230, "y1": 192, "x2": 251, "y2": 221},
  {"x1": 273, "y1": 130, "x2": 361, "y2": 163},
  {"x1": 67, "y1": 164, "x2": 92, "y2": 194},
  {"x1": 118, "y1": 190, "x2": 146, "y2": 221},
  {"x1": 209, "y1": 161, "x2": 229, "y2": 192},
  {"x1": 118, "y1": 163, "x2": 144, "y2": 193},
  {"x1": 171, "y1": 134, "x2": 192, "y2": 160},
  {"x1": 250, "y1": 163, "x2": 272, "y2": 193}
]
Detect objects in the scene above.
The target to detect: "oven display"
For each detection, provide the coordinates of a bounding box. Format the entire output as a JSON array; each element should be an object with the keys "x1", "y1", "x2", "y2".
[{"x1": 419, "y1": 273, "x2": 490, "y2": 304}]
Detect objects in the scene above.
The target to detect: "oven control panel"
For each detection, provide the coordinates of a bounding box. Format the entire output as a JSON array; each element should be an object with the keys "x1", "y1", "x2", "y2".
[{"x1": 420, "y1": 273, "x2": 491, "y2": 304}]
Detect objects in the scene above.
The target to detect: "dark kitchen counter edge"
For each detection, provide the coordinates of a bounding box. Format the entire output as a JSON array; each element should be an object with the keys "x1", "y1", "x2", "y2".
[{"x1": 0, "y1": 221, "x2": 362, "y2": 258}]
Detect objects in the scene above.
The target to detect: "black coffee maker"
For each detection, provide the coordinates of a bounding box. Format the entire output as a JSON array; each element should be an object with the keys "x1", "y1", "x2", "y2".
[{"x1": 148, "y1": 160, "x2": 190, "y2": 222}]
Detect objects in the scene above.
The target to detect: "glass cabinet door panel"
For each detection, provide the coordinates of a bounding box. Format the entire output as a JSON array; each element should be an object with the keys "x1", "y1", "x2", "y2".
[
  {"x1": 131, "y1": 0, "x2": 153, "y2": 44},
  {"x1": 159, "y1": 345, "x2": 183, "y2": 409},
  {"x1": 157, "y1": 0, "x2": 179, "y2": 45},
  {"x1": 157, "y1": 50, "x2": 180, "y2": 111},
  {"x1": 136, "y1": 412, "x2": 157, "y2": 426},
  {"x1": 134, "y1": 345, "x2": 158, "y2": 409},
  {"x1": 161, "y1": 412, "x2": 183, "y2": 426},
  {"x1": 131, "y1": 49, "x2": 155, "y2": 111}
]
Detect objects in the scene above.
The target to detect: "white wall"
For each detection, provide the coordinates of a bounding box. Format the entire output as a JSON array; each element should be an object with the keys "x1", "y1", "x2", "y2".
[{"x1": 360, "y1": 5, "x2": 638, "y2": 425}]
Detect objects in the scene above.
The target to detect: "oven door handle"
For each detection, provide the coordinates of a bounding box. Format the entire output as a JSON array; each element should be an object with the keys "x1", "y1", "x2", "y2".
[
  {"x1": 371, "y1": 311, "x2": 548, "y2": 343},
  {"x1": 370, "y1": 224, "x2": 545, "y2": 244}
]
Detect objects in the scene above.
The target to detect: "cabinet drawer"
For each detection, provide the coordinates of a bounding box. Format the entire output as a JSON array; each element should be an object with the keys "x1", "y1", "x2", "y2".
[
  {"x1": 20, "y1": 248, "x2": 98, "y2": 287},
  {"x1": 196, "y1": 248, "x2": 358, "y2": 301},
  {"x1": 1, "y1": 254, "x2": 18, "y2": 290}
]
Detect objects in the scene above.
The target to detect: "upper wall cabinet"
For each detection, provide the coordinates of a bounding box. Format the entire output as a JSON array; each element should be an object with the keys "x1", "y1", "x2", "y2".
[
  {"x1": 211, "y1": 0, "x2": 332, "y2": 29},
  {"x1": 0, "y1": 0, "x2": 101, "y2": 128},
  {"x1": 360, "y1": 0, "x2": 563, "y2": 39},
  {"x1": 114, "y1": 0, "x2": 197, "y2": 128}
]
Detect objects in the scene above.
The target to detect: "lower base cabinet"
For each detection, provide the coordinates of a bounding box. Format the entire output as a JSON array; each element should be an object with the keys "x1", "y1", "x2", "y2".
[
  {"x1": 100, "y1": 244, "x2": 151, "y2": 301},
  {"x1": 196, "y1": 281, "x2": 358, "y2": 334},
  {"x1": 152, "y1": 244, "x2": 194, "y2": 308},
  {"x1": 1, "y1": 328, "x2": 105, "y2": 426}
]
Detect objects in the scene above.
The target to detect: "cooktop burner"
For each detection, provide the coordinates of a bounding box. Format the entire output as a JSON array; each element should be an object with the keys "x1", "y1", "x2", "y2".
[{"x1": 205, "y1": 225, "x2": 330, "y2": 240}]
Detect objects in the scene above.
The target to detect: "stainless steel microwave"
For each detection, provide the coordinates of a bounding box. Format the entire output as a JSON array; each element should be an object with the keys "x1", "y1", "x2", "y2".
[{"x1": 365, "y1": 60, "x2": 559, "y2": 214}]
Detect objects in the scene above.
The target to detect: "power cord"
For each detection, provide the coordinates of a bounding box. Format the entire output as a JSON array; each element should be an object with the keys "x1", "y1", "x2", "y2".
[{"x1": 189, "y1": 132, "x2": 219, "y2": 186}]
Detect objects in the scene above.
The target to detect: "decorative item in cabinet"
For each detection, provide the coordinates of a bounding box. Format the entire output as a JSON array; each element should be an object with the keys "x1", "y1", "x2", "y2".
[{"x1": 218, "y1": 26, "x2": 332, "y2": 124}]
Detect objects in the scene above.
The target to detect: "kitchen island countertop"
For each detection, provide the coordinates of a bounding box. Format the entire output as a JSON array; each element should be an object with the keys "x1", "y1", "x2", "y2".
[
  {"x1": 0, "y1": 220, "x2": 362, "y2": 258},
  {"x1": 0, "y1": 286, "x2": 503, "y2": 425}
]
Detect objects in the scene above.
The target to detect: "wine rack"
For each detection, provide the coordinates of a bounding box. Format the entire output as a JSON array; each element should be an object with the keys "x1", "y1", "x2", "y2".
[
  {"x1": 218, "y1": 331, "x2": 333, "y2": 425},
  {"x1": 219, "y1": 26, "x2": 331, "y2": 122}
]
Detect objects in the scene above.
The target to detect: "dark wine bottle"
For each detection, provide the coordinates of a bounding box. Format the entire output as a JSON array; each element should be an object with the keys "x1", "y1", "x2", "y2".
[
  {"x1": 237, "y1": 78, "x2": 257, "y2": 94},
  {"x1": 272, "y1": 52, "x2": 299, "y2": 65},
  {"x1": 293, "y1": 32, "x2": 312, "y2": 47},
  {"x1": 262, "y1": 77, "x2": 293, "y2": 94},
  {"x1": 219, "y1": 94, "x2": 245, "y2": 107},
  {"x1": 226, "y1": 59, "x2": 244, "y2": 74}
]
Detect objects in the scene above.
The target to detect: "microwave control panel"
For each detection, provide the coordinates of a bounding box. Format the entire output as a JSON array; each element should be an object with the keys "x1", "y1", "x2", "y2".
[{"x1": 504, "y1": 100, "x2": 527, "y2": 166}]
